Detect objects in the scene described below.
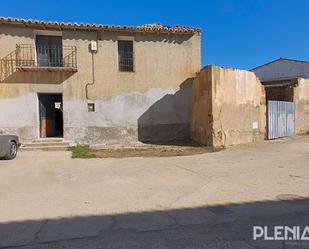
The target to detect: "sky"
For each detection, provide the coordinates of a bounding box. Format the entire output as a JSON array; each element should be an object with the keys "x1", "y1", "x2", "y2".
[{"x1": 1, "y1": 0, "x2": 308, "y2": 70}]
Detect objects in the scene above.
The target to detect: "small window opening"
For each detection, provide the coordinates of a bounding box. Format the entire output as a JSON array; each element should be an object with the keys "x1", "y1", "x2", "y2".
[
  {"x1": 118, "y1": 40, "x2": 134, "y2": 72},
  {"x1": 88, "y1": 103, "x2": 95, "y2": 112}
]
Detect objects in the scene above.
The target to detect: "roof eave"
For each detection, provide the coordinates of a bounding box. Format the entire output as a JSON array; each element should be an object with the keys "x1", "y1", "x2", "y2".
[
  {"x1": 0, "y1": 17, "x2": 202, "y2": 35},
  {"x1": 262, "y1": 78, "x2": 299, "y2": 87}
]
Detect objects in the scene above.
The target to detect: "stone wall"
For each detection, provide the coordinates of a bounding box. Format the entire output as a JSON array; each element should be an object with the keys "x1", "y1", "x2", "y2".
[
  {"x1": 191, "y1": 66, "x2": 213, "y2": 145},
  {"x1": 191, "y1": 65, "x2": 266, "y2": 147},
  {"x1": 295, "y1": 78, "x2": 309, "y2": 134}
]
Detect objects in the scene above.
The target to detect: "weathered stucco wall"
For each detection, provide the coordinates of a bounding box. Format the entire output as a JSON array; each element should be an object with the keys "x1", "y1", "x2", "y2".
[
  {"x1": 0, "y1": 93, "x2": 38, "y2": 141},
  {"x1": 0, "y1": 24, "x2": 200, "y2": 143},
  {"x1": 191, "y1": 67, "x2": 213, "y2": 145},
  {"x1": 191, "y1": 65, "x2": 266, "y2": 147},
  {"x1": 295, "y1": 78, "x2": 309, "y2": 134}
]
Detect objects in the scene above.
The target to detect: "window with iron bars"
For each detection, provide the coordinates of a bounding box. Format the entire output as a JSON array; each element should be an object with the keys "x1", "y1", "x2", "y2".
[{"x1": 118, "y1": 40, "x2": 134, "y2": 72}]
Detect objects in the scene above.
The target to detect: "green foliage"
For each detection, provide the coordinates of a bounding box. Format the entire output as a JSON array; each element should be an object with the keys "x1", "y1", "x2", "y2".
[{"x1": 71, "y1": 145, "x2": 96, "y2": 159}]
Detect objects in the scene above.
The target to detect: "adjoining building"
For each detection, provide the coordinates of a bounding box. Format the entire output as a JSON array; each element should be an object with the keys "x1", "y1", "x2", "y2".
[
  {"x1": 0, "y1": 17, "x2": 201, "y2": 145},
  {"x1": 191, "y1": 65, "x2": 266, "y2": 147},
  {"x1": 191, "y1": 58, "x2": 309, "y2": 146},
  {"x1": 252, "y1": 58, "x2": 309, "y2": 138}
]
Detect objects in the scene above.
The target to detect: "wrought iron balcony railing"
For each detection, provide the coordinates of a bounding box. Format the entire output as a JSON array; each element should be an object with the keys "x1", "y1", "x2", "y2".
[
  {"x1": 16, "y1": 44, "x2": 77, "y2": 68},
  {"x1": 0, "y1": 44, "x2": 77, "y2": 81}
]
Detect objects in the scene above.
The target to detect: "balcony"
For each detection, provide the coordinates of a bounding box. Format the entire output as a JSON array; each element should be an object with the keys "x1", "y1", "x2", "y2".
[
  {"x1": 16, "y1": 44, "x2": 77, "y2": 71},
  {"x1": 0, "y1": 44, "x2": 77, "y2": 82}
]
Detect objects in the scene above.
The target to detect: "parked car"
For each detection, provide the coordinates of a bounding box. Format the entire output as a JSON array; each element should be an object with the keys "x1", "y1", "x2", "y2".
[{"x1": 0, "y1": 135, "x2": 20, "y2": 160}]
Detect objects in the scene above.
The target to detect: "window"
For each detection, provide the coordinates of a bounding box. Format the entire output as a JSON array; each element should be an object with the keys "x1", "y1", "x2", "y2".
[
  {"x1": 36, "y1": 35, "x2": 63, "y2": 67},
  {"x1": 118, "y1": 40, "x2": 134, "y2": 72}
]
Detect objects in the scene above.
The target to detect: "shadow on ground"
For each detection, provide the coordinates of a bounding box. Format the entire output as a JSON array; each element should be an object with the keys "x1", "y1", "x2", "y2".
[{"x1": 1, "y1": 197, "x2": 309, "y2": 249}]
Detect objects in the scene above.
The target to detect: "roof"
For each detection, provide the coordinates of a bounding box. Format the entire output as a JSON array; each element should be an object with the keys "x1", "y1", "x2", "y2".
[
  {"x1": 251, "y1": 57, "x2": 309, "y2": 71},
  {"x1": 0, "y1": 16, "x2": 201, "y2": 35}
]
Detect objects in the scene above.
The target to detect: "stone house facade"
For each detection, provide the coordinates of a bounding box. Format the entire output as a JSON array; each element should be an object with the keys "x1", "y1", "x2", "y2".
[{"x1": 0, "y1": 17, "x2": 201, "y2": 144}]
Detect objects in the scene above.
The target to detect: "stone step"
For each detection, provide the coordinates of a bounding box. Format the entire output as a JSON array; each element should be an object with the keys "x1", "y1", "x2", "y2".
[
  {"x1": 20, "y1": 137, "x2": 74, "y2": 151},
  {"x1": 20, "y1": 145, "x2": 73, "y2": 152},
  {"x1": 34, "y1": 138, "x2": 64, "y2": 143},
  {"x1": 22, "y1": 142, "x2": 70, "y2": 147}
]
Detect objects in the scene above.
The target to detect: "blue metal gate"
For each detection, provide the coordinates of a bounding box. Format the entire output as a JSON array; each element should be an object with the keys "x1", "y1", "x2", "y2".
[{"x1": 267, "y1": 100, "x2": 295, "y2": 139}]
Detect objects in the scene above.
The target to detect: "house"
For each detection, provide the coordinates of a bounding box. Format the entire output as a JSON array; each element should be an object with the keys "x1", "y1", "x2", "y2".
[
  {"x1": 252, "y1": 58, "x2": 309, "y2": 136},
  {"x1": 0, "y1": 17, "x2": 201, "y2": 145}
]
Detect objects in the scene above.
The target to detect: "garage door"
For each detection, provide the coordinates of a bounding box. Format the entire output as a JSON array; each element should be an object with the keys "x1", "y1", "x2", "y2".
[{"x1": 267, "y1": 100, "x2": 295, "y2": 139}]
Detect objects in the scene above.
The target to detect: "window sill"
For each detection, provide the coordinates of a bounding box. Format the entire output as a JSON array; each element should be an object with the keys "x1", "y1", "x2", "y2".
[{"x1": 118, "y1": 71, "x2": 135, "y2": 73}]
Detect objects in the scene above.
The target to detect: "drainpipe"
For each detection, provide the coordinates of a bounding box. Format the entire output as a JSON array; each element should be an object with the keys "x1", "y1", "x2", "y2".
[
  {"x1": 85, "y1": 31, "x2": 100, "y2": 100},
  {"x1": 85, "y1": 52, "x2": 95, "y2": 99}
]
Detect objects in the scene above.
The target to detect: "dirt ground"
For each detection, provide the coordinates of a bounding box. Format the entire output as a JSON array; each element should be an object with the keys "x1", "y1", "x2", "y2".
[
  {"x1": 0, "y1": 135, "x2": 309, "y2": 249},
  {"x1": 72, "y1": 143, "x2": 223, "y2": 158}
]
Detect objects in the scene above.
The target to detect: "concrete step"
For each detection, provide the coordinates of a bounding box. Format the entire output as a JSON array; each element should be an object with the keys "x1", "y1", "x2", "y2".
[
  {"x1": 20, "y1": 138, "x2": 74, "y2": 151},
  {"x1": 20, "y1": 145, "x2": 73, "y2": 152},
  {"x1": 22, "y1": 142, "x2": 71, "y2": 147},
  {"x1": 34, "y1": 138, "x2": 64, "y2": 143}
]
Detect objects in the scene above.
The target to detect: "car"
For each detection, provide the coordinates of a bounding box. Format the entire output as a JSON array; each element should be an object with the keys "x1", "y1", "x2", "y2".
[{"x1": 0, "y1": 135, "x2": 21, "y2": 160}]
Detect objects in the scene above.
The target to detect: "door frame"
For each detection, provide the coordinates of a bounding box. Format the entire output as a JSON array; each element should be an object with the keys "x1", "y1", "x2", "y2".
[
  {"x1": 37, "y1": 93, "x2": 63, "y2": 138},
  {"x1": 33, "y1": 30, "x2": 62, "y2": 67}
]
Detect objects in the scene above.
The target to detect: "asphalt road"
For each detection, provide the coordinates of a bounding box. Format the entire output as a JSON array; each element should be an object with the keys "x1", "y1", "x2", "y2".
[{"x1": 1, "y1": 135, "x2": 309, "y2": 248}]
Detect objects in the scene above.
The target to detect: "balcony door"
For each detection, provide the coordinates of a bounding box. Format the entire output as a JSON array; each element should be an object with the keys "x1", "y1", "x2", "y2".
[{"x1": 36, "y1": 35, "x2": 63, "y2": 67}]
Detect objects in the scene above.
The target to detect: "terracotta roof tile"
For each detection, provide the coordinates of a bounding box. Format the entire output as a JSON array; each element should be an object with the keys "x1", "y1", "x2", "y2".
[{"x1": 0, "y1": 17, "x2": 201, "y2": 35}]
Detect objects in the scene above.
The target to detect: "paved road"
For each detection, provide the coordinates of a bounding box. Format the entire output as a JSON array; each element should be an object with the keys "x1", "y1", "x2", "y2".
[{"x1": 0, "y1": 136, "x2": 309, "y2": 248}]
